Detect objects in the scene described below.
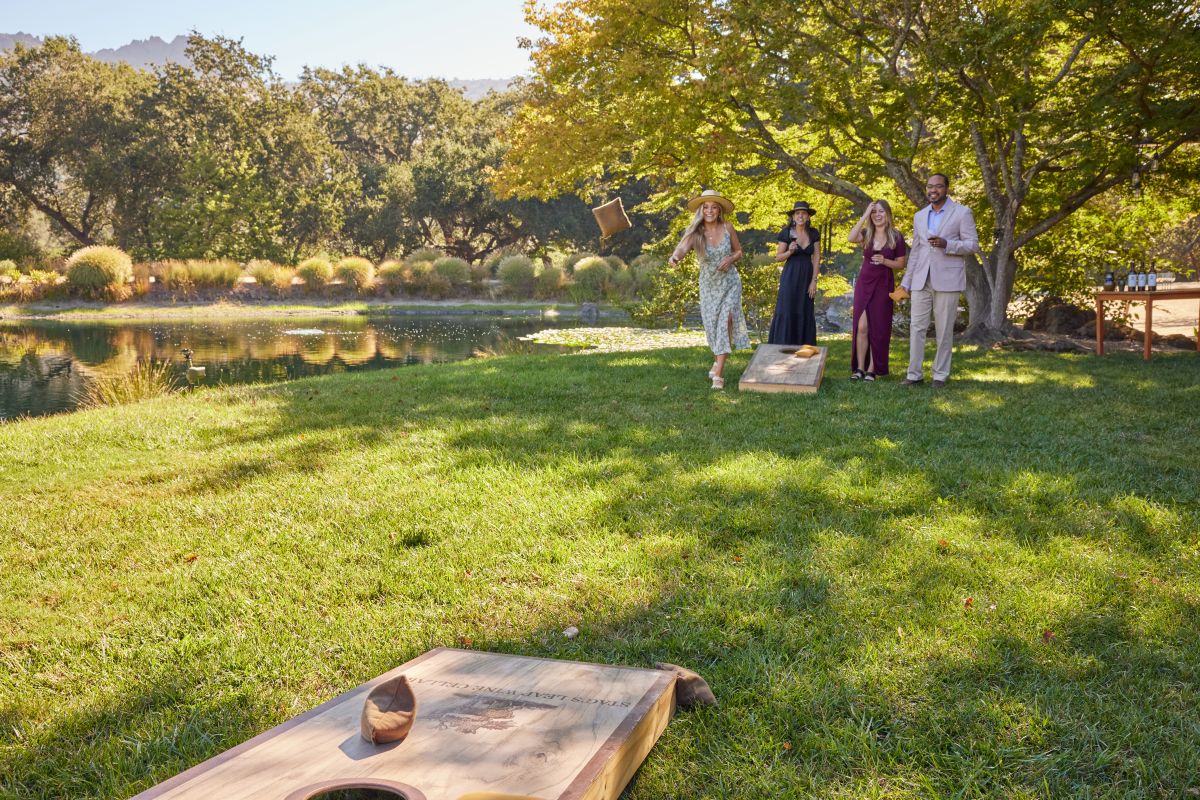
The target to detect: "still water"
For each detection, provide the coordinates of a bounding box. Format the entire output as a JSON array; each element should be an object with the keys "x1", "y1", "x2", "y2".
[{"x1": 0, "y1": 315, "x2": 589, "y2": 420}]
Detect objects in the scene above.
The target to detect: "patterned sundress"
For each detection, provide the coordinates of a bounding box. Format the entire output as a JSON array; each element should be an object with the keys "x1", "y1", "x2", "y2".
[{"x1": 698, "y1": 229, "x2": 751, "y2": 355}]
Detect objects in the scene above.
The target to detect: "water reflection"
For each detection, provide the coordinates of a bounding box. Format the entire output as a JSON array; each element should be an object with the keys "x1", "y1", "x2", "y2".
[{"x1": 0, "y1": 316, "x2": 585, "y2": 419}]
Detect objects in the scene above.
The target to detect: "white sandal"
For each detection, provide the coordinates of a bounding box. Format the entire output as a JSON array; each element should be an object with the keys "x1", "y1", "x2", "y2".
[
  {"x1": 708, "y1": 362, "x2": 719, "y2": 379},
  {"x1": 711, "y1": 375, "x2": 725, "y2": 390}
]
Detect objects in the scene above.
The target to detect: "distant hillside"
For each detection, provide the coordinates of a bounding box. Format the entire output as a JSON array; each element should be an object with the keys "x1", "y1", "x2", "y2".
[
  {"x1": 0, "y1": 32, "x2": 190, "y2": 70},
  {"x1": 0, "y1": 32, "x2": 515, "y2": 97}
]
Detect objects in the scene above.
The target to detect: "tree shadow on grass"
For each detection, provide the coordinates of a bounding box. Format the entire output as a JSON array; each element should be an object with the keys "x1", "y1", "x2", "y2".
[{"x1": 4, "y1": 341, "x2": 1199, "y2": 798}]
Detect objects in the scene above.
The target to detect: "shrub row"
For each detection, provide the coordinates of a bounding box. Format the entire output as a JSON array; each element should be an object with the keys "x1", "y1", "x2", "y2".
[{"x1": 35, "y1": 246, "x2": 667, "y2": 302}]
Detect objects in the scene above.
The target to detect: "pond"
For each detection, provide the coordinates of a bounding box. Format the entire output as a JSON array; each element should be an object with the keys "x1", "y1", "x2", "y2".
[{"x1": 0, "y1": 314, "x2": 599, "y2": 420}]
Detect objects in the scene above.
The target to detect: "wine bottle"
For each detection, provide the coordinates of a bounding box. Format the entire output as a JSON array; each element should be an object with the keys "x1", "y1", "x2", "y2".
[
  {"x1": 1137, "y1": 262, "x2": 1148, "y2": 291},
  {"x1": 1148, "y1": 261, "x2": 1158, "y2": 292},
  {"x1": 1104, "y1": 268, "x2": 1115, "y2": 291},
  {"x1": 1126, "y1": 264, "x2": 1137, "y2": 292}
]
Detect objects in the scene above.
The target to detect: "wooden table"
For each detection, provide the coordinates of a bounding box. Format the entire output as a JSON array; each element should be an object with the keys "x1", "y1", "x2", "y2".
[{"x1": 1094, "y1": 289, "x2": 1200, "y2": 361}]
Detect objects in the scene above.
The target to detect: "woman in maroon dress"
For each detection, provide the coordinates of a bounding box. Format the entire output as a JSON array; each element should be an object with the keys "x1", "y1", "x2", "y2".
[{"x1": 847, "y1": 200, "x2": 907, "y2": 380}]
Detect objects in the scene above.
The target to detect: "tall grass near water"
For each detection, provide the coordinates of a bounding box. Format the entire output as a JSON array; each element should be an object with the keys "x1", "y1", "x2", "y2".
[{"x1": 76, "y1": 360, "x2": 182, "y2": 408}]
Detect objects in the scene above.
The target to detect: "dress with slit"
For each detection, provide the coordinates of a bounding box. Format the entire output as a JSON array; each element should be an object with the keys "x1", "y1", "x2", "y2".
[
  {"x1": 850, "y1": 233, "x2": 906, "y2": 375},
  {"x1": 697, "y1": 228, "x2": 750, "y2": 355}
]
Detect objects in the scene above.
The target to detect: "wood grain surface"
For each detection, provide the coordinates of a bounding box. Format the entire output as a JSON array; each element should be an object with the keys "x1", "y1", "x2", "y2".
[
  {"x1": 738, "y1": 344, "x2": 828, "y2": 394},
  {"x1": 130, "y1": 648, "x2": 676, "y2": 800}
]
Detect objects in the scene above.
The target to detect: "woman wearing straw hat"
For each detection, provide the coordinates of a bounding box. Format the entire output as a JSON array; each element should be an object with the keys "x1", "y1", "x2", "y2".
[
  {"x1": 768, "y1": 201, "x2": 821, "y2": 346},
  {"x1": 669, "y1": 189, "x2": 750, "y2": 389}
]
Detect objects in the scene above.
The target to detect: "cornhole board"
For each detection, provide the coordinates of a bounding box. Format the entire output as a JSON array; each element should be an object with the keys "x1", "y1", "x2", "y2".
[
  {"x1": 130, "y1": 647, "x2": 677, "y2": 800},
  {"x1": 738, "y1": 344, "x2": 828, "y2": 394}
]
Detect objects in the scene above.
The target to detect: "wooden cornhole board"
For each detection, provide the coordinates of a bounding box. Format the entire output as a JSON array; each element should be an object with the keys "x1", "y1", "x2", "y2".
[
  {"x1": 738, "y1": 343, "x2": 828, "y2": 394},
  {"x1": 131, "y1": 648, "x2": 677, "y2": 800}
]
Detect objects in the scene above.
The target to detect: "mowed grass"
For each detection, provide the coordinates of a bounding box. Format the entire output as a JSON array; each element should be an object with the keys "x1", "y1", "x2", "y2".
[{"x1": 1, "y1": 342, "x2": 1198, "y2": 799}]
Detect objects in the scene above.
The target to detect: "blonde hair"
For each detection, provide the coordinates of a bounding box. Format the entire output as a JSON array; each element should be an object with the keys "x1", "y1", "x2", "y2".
[
  {"x1": 864, "y1": 199, "x2": 900, "y2": 252},
  {"x1": 682, "y1": 203, "x2": 726, "y2": 252}
]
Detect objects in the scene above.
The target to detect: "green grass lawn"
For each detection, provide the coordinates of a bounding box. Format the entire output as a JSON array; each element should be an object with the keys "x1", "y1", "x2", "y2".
[{"x1": 1, "y1": 342, "x2": 1197, "y2": 798}]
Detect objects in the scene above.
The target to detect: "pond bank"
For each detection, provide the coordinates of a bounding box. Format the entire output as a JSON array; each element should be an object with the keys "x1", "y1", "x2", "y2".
[{"x1": 0, "y1": 298, "x2": 631, "y2": 322}]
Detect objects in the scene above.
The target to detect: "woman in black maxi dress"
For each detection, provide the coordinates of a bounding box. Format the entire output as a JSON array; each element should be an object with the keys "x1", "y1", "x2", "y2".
[{"x1": 768, "y1": 202, "x2": 820, "y2": 346}]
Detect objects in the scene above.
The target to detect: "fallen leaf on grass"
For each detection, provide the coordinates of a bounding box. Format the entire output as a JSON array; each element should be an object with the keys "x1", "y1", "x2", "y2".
[
  {"x1": 184, "y1": 553, "x2": 198, "y2": 563},
  {"x1": 732, "y1": 555, "x2": 743, "y2": 563},
  {"x1": 782, "y1": 741, "x2": 792, "y2": 751},
  {"x1": 963, "y1": 597, "x2": 974, "y2": 610},
  {"x1": 458, "y1": 636, "x2": 473, "y2": 647},
  {"x1": 937, "y1": 539, "x2": 950, "y2": 553},
  {"x1": 1041, "y1": 628, "x2": 1055, "y2": 643}
]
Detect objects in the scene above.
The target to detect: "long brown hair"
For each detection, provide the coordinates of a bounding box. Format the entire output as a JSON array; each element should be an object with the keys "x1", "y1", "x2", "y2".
[{"x1": 864, "y1": 199, "x2": 900, "y2": 252}]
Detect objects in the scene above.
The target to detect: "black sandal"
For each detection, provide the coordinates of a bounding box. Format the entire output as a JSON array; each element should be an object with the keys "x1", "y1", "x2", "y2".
[
  {"x1": 850, "y1": 369, "x2": 864, "y2": 380},
  {"x1": 864, "y1": 372, "x2": 876, "y2": 382}
]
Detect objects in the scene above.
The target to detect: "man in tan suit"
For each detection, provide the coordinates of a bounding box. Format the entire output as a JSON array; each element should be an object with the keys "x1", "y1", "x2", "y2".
[{"x1": 902, "y1": 173, "x2": 979, "y2": 388}]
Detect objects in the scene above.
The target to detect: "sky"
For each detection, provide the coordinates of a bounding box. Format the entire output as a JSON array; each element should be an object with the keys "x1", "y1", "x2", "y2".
[{"x1": 3, "y1": 0, "x2": 539, "y2": 80}]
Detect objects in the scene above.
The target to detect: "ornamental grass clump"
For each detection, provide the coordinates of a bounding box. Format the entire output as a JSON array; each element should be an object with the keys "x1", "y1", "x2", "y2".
[
  {"x1": 185, "y1": 259, "x2": 241, "y2": 290},
  {"x1": 498, "y1": 255, "x2": 536, "y2": 298},
  {"x1": 335, "y1": 257, "x2": 376, "y2": 291},
  {"x1": 377, "y1": 260, "x2": 407, "y2": 293},
  {"x1": 65, "y1": 245, "x2": 132, "y2": 297},
  {"x1": 405, "y1": 247, "x2": 444, "y2": 264},
  {"x1": 248, "y1": 260, "x2": 295, "y2": 293},
  {"x1": 535, "y1": 265, "x2": 565, "y2": 298},
  {"x1": 570, "y1": 256, "x2": 612, "y2": 301},
  {"x1": 561, "y1": 252, "x2": 595, "y2": 275},
  {"x1": 433, "y1": 257, "x2": 470, "y2": 288},
  {"x1": 77, "y1": 360, "x2": 181, "y2": 409},
  {"x1": 297, "y1": 257, "x2": 333, "y2": 290}
]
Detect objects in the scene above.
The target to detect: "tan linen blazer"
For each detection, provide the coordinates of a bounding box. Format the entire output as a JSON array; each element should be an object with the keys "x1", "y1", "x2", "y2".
[{"x1": 907, "y1": 198, "x2": 979, "y2": 292}]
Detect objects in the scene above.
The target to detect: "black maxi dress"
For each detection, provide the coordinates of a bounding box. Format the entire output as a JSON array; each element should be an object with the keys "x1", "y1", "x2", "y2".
[{"x1": 767, "y1": 225, "x2": 819, "y2": 346}]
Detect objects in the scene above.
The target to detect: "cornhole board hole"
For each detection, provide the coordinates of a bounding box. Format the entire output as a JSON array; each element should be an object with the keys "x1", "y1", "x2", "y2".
[
  {"x1": 738, "y1": 343, "x2": 828, "y2": 394},
  {"x1": 131, "y1": 647, "x2": 677, "y2": 800}
]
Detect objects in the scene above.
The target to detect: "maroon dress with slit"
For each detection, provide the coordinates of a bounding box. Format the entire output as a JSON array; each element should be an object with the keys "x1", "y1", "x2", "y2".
[{"x1": 851, "y1": 234, "x2": 906, "y2": 375}]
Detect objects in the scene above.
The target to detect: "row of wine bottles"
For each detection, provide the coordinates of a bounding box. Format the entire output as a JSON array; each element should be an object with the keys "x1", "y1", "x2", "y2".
[{"x1": 1104, "y1": 261, "x2": 1159, "y2": 292}]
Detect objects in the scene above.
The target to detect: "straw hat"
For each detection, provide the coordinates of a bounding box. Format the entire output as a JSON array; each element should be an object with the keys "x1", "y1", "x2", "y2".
[
  {"x1": 686, "y1": 189, "x2": 734, "y2": 214},
  {"x1": 591, "y1": 197, "x2": 632, "y2": 237}
]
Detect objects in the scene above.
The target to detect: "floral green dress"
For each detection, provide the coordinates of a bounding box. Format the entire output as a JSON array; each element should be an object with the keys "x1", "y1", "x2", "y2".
[{"x1": 699, "y1": 229, "x2": 751, "y2": 355}]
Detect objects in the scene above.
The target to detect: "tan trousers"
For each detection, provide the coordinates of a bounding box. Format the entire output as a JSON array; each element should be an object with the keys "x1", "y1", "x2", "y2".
[{"x1": 907, "y1": 287, "x2": 960, "y2": 382}]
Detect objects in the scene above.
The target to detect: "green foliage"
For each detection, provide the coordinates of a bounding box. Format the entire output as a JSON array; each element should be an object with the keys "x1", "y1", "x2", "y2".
[
  {"x1": 605, "y1": 266, "x2": 633, "y2": 300},
  {"x1": 432, "y1": 256, "x2": 471, "y2": 287},
  {"x1": 561, "y1": 251, "x2": 595, "y2": 274},
  {"x1": 497, "y1": 254, "x2": 536, "y2": 297},
  {"x1": 603, "y1": 255, "x2": 627, "y2": 271},
  {"x1": 535, "y1": 264, "x2": 565, "y2": 298},
  {"x1": 631, "y1": 254, "x2": 699, "y2": 327},
  {"x1": 630, "y1": 253, "x2": 664, "y2": 296},
  {"x1": 334, "y1": 257, "x2": 376, "y2": 290},
  {"x1": 297, "y1": 257, "x2": 333, "y2": 289},
  {"x1": 571, "y1": 256, "x2": 612, "y2": 300},
  {"x1": 65, "y1": 245, "x2": 133, "y2": 294},
  {"x1": 0, "y1": 258, "x2": 17, "y2": 279},
  {"x1": 76, "y1": 359, "x2": 181, "y2": 408},
  {"x1": 504, "y1": 0, "x2": 1200, "y2": 333}
]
